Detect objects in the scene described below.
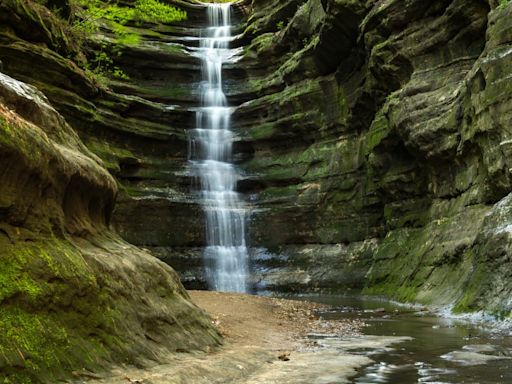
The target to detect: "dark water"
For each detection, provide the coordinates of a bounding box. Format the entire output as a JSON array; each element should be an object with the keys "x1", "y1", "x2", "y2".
[{"x1": 297, "y1": 295, "x2": 512, "y2": 384}]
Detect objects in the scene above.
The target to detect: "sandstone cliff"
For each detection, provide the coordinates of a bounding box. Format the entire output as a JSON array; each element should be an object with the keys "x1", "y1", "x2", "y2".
[
  {"x1": 1, "y1": 3, "x2": 511, "y2": 382},
  {"x1": 236, "y1": 0, "x2": 512, "y2": 317}
]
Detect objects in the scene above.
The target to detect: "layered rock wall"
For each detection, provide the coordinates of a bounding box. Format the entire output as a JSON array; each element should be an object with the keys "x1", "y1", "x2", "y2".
[
  {"x1": 236, "y1": 0, "x2": 512, "y2": 315},
  {"x1": 2, "y1": 0, "x2": 511, "y2": 345}
]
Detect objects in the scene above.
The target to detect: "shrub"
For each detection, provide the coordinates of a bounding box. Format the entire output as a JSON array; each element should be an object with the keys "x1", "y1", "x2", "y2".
[
  {"x1": 73, "y1": 0, "x2": 187, "y2": 83},
  {"x1": 134, "y1": 0, "x2": 187, "y2": 24}
]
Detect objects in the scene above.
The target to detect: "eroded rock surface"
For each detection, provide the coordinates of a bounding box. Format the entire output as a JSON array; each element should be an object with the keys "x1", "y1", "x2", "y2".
[
  {"x1": 225, "y1": 0, "x2": 512, "y2": 317},
  {"x1": 0, "y1": 52, "x2": 220, "y2": 384},
  {"x1": 1, "y1": 5, "x2": 512, "y2": 376}
]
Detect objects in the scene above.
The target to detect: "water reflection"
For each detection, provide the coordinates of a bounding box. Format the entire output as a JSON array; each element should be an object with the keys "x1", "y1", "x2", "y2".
[{"x1": 301, "y1": 295, "x2": 512, "y2": 383}]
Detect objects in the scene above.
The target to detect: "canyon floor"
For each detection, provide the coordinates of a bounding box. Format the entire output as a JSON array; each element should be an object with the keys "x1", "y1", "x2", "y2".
[{"x1": 70, "y1": 291, "x2": 393, "y2": 384}]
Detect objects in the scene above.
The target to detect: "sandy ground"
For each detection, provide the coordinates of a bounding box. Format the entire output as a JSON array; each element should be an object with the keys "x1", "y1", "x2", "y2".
[
  {"x1": 189, "y1": 290, "x2": 363, "y2": 351},
  {"x1": 73, "y1": 291, "x2": 387, "y2": 384}
]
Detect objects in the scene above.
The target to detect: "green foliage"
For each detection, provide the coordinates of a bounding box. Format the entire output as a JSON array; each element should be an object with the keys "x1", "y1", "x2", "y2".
[
  {"x1": 134, "y1": 0, "x2": 187, "y2": 24},
  {"x1": 276, "y1": 21, "x2": 285, "y2": 30},
  {"x1": 76, "y1": 0, "x2": 187, "y2": 25},
  {"x1": 73, "y1": 0, "x2": 187, "y2": 83},
  {"x1": 499, "y1": 0, "x2": 511, "y2": 8},
  {"x1": 82, "y1": 2, "x2": 136, "y2": 24},
  {"x1": 81, "y1": 43, "x2": 128, "y2": 84}
]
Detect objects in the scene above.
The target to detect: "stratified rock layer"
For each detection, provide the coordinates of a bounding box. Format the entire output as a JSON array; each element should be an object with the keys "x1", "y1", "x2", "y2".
[
  {"x1": 235, "y1": 0, "x2": 512, "y2": 316},
  {"x1": 1, "y1": 0, "x2": 511, "y2": 347}
]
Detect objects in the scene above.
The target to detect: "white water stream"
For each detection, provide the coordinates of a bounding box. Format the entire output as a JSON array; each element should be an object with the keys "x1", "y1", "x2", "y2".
[{"x1": 188, "y1": 3, "x2": 248, "y2": 293}]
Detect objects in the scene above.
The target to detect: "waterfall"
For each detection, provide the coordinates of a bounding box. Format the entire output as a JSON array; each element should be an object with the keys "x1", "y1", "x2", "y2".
[{"x1": 188, "y1": 3, "x2": 249, "y2": 293}]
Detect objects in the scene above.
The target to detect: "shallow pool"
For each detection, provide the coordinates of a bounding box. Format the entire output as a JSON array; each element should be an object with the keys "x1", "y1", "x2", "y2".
[{"x1": 299, "y1": 295, "x2": 512, "y2": 383}]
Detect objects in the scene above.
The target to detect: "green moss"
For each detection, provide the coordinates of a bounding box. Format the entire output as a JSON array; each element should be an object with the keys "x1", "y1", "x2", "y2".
[
  {"x1": 365, "y1": 109, "x2": 391, "y2": 154},
  {"x1": 0, "y1": 115, "x2": 47, "y2": 163},
  {"x1": 246, "y1": 32, "x2": 275, "y2": 56},
  {"x1": 247, "y1": 33, "x2": 322, "y2": 92},
  {"x1": 337, "y1": 87, "x2": 349, "y2": 125},
  {"x1": 112, "y1": 24, "x2": 141, "y2": 46},
  {"x1": 0, "y1": 236, "x2": 120, "y2": 382},
  {"x1": 0, "y1": 251, "x2": 44, "y2": 303},
  {"x1": 365, "y1": 92, "x2": 402, "y2": 154},
  {"x1": 364, "y1": 282, "x2": 419, "y2": 303},
  {"x1": 0, "y1": 308, "x2": 69, "y2": 379},
  {"x1": 452, "y1": 262, "x2": 486, "y2": 314},
  {"x1": 499, "y1": 0, "x2": 511, "y2": 9},
  {"x1": 362, "y1": 203, "x2": 491, "y2": 309},
  {"x1": 85, "y1": 139, "x2": 137, "y2": 173}
]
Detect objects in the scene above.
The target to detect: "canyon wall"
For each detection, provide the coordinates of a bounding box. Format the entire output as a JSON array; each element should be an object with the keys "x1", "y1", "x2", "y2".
[
  {"x1": 1, "y1": 4, "x2": 512, "y2": 381},
  {"x1": 236, "y1": 0, "x2": 512, "y2": 316}
]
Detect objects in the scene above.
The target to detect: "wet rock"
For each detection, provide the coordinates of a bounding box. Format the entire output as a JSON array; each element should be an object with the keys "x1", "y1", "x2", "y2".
[
  {"x1": 231, "y1": 0, "x2": 512, "y2": 315},
  {"x1": 278, "y1": 352, "x2": 291, "y2": 361},
  {"x1": 441, "y1": 350, "x2": 512, "y2": 365}
]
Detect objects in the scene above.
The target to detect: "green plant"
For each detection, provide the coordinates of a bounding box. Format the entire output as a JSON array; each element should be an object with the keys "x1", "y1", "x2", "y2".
[
  {"x1": 72, "y1": 0, "x2": 187, "y2": 84},
  {"x1": 499, "y1": 0, "x2": 511, "y2": 8},
  {"x1": 75, "y1": 0, "x2": 187, "y2": 25},
  {"x1": 82, "y1": 44, "x2": 129, "y2": 81},
  {"x1": 276, "y1": 21, "x2": 285, "y2": 30},
  {"x1": 134, "y1": 0, "x2": 187, "y2": 24}
]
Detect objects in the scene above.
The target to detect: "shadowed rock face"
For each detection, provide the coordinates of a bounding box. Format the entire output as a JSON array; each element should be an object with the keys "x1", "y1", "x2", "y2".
[
  {"x1": 1, "y1": 0, "x2": 511, "y2": 338},
  {"x1": 235, "y1": 0, "x2": 512, "y2": 315}
]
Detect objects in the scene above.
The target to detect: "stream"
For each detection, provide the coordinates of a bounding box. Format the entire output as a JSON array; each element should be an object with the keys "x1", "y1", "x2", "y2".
[{"x1": 301, "y1": 295, "x2": 512, "y2": 383}]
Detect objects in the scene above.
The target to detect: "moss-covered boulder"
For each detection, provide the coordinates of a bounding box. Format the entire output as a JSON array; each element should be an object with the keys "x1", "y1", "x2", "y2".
[{"x1": 0, "y1": 72, "x2": 220, "y2": 383}]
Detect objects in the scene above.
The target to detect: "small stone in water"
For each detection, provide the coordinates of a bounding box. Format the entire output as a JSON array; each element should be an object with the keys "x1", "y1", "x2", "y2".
[{"x1": 278, "y1": 351, "x2": 291, "y2": 361}]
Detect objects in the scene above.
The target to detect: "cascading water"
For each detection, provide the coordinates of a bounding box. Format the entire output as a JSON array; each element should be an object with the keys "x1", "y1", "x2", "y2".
[{"x1": 188, "y1": 3, "x2": 249, "y2": 293}]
